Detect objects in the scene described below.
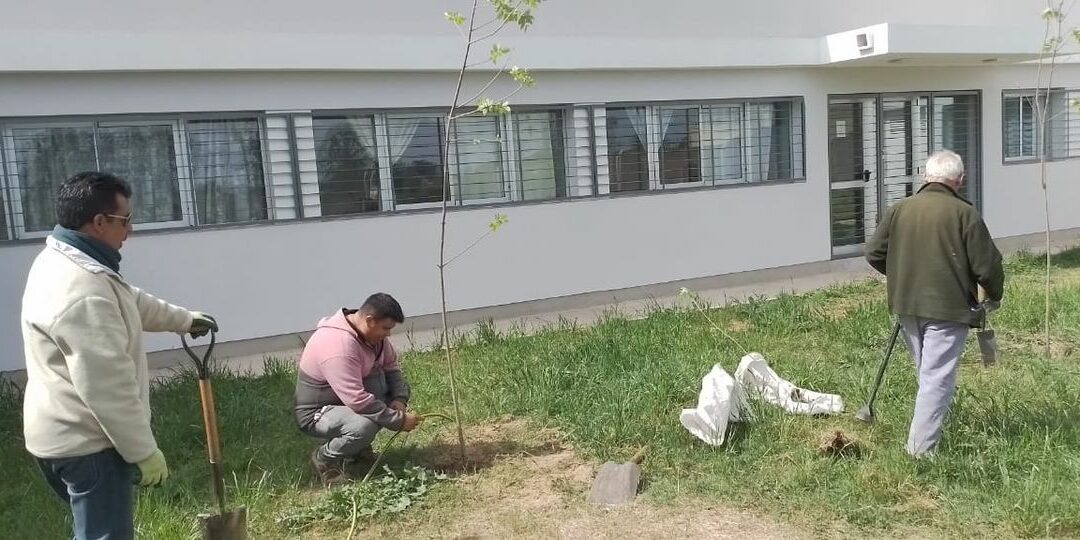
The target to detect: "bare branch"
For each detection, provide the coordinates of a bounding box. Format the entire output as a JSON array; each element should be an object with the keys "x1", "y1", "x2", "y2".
[
  {"x1": 473, "y1": 14, "x2": 501, "y2": 31},
  {"x1": 444, "y1": 230, "x2": 494, "y2": 267},
  {"x1": 462, "y1": 63, "x2": 511, "y2": 106},
  {"x1": 494, "y1": 83, "x2": 529, "y2": 104},
  {"x1": 471, "y1": 18, "x2": 511, "y2": 44},
  {"x1": 450, "y1": 109, "x2": 486, "y2": 121}
]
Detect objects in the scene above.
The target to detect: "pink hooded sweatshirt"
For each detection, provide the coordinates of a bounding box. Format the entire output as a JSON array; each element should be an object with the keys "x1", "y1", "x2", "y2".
[{"x1": 292, "y1": 309, "x2": 410, "y2": 431}]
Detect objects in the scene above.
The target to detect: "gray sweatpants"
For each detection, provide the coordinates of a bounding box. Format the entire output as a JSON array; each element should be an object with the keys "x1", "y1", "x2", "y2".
[
  {"x1": 309, "y1": 405, "x2": 382, "y2": 460},
  {"x1": 900, "y1": 316, "x2": 969, "y2": 457}
]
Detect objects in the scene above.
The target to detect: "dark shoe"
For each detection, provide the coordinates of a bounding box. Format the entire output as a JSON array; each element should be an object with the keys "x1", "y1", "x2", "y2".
[
  {"x1": 310, "y1": 448, "x2": 347, "y2": 487},
  {"x1": 344, "y1": 446, "x2": 380, "y2": 478}
]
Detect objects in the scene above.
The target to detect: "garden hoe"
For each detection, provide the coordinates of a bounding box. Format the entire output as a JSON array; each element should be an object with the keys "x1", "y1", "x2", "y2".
[
  {"x1": 855, "y1": 319, "x2": 902, "y2": 423},
  {"x1": 587, "y1": 446, "x2": 647, "y2": 507},
  {"x1": 182, "y1": 331, "x2": 249, "y2": 540}
]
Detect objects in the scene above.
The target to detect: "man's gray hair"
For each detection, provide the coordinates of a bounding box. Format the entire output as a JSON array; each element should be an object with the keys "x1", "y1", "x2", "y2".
[{"x1": 924, "y1": 150, "x2": 965, "y2": 183}]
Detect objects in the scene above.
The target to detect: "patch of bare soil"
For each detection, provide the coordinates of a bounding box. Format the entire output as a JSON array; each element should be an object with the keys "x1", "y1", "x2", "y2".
[
  {"x1": 821, "y1": 296, "x2": 869, "y2": 322},
  {"x1": 728, "y1": 319, "x2": 751, "y2": 333},
  {"x1": 365, "y1": 416, "x2": 805, "y2": 540}
]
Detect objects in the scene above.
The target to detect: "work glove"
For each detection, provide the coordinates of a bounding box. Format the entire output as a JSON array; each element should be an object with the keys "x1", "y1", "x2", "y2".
[
  {"x1": 189, "y1": 312, "x2": 218, "y2": 338},
  {"x1": 136, "y1": 449, "x2": 169, "y2": 487}
]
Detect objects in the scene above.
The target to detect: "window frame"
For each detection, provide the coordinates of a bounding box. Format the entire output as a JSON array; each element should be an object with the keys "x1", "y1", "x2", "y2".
[
  {"x1": 180, "y1": 114, "x2": 274, "y2": 226},
  {"x1": 0, "y1": 113, "x2": 276, "y2": 240},
  {"x1": 0, "y1": 98, "x2": 805, "y2": 243},
  {"x1": 1002, "y1": 91, "x2": 1043, "y2": 163},
  {"x1": 654, "y1": 105, "x2": 707, "y2": 190},
  {"x1": 382, "y1": 111, "x2": 452, "y2": 211},
  {"x1": 2, "y1": 119, "x2": 98, "y2": 239},
  {"x1": 1000, "y1": 88, "x2": 1080, "y2": 164},
  {"x1": 600, "y1": 96, "x2": 806, "y2": 194},
  {"x1": 506, "y1": 106, "x2": 572, "y2": 202},
  {"x1": 310, "y1": 114, "x2": 385, "y2": 217},
  {"x1": 317, "y1": 107, "x2": 572, "y2": 212},
  {"x1": 96, "y1": 118, "x2": 194, "y2": 231},
  {"x1": 450, "y1": 113, "x2": 512, "y2": 207}
]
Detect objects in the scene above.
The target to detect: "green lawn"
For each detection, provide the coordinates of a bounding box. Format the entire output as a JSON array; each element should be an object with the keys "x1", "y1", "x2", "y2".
[{"x1": 2, "y1": 248, "x2": 1079, "y2": 538}]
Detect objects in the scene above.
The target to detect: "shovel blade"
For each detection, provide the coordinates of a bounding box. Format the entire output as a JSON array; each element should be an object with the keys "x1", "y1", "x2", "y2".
[
  {"x1": 977, "y1": 329, "x2": 998, "y2": 366},
  {"x1": 587, "y1": 462, "x2": 641, "y2": 506},
  {"x1": 854, "y1": 405, "x2": 875, "y2": 423},
  {"x1": 198, "y1": 508, "x2": 248, "y2": 540}
]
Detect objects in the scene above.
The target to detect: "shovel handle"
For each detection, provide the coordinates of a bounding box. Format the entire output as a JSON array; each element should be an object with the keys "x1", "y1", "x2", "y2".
[
  {"x1": 866, "y1": 320, "x2": 902, "y2": 407},
  {"x1": 977, "y1": 285, "x2": 988, "y2": 304},
  {"x1": 198, "y1": 378, "x2": 228, "y2": 515}
]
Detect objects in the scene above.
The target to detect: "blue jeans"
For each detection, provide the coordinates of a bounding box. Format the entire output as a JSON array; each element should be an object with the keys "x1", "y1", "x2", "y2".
[{"x1": 36, "y1": 448, "x2": 138, "y2": 540}]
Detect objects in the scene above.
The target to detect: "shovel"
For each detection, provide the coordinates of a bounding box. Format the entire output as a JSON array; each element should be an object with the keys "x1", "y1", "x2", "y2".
[
  {"x1": 587, "y1": 446, "x2": 647, "y2": 507},
  {"x1": 855, "y1": 319, "x2": 902, "y2": 423},
  {"x1": 976, "y1": 286, "x2": 999, "y2": 367},
  {"x1": 181, "y1": 330, "x2": 249, "y2": 540}
]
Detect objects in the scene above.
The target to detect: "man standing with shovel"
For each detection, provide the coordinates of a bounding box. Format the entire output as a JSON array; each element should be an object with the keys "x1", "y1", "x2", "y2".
[
  {"x1": 865, "y1": 150, "x2": 1004, "y2": 458},
  {"x1": 21, "y1": 172, "x2": 218, "y2": 539}
]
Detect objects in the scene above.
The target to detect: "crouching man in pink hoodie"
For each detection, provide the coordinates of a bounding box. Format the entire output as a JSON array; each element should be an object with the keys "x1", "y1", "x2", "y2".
[{"x1": 292, "y1": 293, "x2": 422, "y2": 486}]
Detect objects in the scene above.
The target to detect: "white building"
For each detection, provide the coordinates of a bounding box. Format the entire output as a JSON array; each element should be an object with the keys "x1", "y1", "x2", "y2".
[{"x1": 2, "y1": 0, "x2": 1080, "y2": 373}]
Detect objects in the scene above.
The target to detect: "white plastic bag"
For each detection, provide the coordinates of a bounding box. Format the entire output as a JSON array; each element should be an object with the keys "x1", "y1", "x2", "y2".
[
  {"x1": 680, "y1": 353, "x2": 845, "y2": 446},
  {"x1": 679, "y1": 364, "x2": 741, "y2": 446},
  {"x1": 734, "y1": 352, "x2": 844, "y2": 417}
]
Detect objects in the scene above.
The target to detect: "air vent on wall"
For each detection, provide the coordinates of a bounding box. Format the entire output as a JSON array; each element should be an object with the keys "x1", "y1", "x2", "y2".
[{"x1": 856, "y1": 32, "x2": 874, "y2": 52}]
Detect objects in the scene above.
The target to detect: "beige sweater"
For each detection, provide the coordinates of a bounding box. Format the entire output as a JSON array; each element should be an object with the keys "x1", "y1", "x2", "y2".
[{"x1": 21, "y1": 237, "x2": 194, "y2": 463}]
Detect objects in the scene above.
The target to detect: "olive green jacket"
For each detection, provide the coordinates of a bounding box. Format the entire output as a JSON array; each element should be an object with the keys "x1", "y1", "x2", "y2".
[{"x1": 865, "y1": 182, "x2": 1004, "y2": 327}]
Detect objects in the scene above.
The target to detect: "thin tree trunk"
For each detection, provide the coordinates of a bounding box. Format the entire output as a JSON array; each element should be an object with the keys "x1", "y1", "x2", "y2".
[{"x1": 439, "y1": 0, "x2": 481, "y2": 463}]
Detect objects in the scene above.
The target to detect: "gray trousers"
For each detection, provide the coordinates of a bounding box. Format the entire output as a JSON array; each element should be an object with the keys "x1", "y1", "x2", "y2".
[
  {"x1": 900, "y1": 316, "x2": 969, "y2": 457},
  {"x1": 309, "y1": 405, "x2": 382, "y2": 460}
]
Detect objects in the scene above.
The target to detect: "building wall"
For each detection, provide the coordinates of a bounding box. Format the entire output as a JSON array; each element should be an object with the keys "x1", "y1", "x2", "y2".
[
  {"x1": 0, "y1": 1, "x2": 1067, "y2": 72},
  {"x1": 2, "y1": 63, "x2": 1080, "y2": 372}
]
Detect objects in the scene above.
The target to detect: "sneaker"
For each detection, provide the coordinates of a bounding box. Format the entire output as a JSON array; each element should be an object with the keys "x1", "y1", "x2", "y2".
[{"x1": 310, "y1": 448, "x2": 347, "y2": 487}]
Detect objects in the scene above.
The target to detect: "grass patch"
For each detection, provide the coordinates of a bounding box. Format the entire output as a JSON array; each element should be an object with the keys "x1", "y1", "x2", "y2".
[{"x1": 2, "y1": 248, "x2": 1079, "y2": 538}]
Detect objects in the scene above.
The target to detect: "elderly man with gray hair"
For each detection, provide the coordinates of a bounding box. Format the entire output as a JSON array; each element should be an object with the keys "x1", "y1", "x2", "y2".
[{"x1": 865, "y1": 149, "x2": 1004, "y2": 457}]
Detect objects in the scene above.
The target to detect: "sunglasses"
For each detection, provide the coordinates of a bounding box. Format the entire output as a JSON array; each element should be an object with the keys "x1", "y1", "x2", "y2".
[{"x1": 104, "y1": 212, "x2": 134, "y2": 225}]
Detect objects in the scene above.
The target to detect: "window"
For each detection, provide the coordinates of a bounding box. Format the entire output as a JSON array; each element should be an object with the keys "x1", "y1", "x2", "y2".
[
  {"x1": 659, "y1": 107, "x2": 702, "y2": 185},
  {"x1": 8, "y1": 125, "x2": 97, "y2": 233},
  {"x1": 0, "y1": 189, "x2": 8, "y2": 241},
  {"x1": 386, "y1": 115, "x2": 446, "y2": 206},
  {"x1": 1049, "y1": 90, "x2": 1080, "y2": 160},
  {"x1": 186, "y1": 119, "x2": 268, "y2": 225},
  {"x1": 753, "y1": 100, "x2": 800, "y2": 182},
  {"x1": 384, "y1": 114, "x2": 509, "y2": 207},
  {"x1": 705, "y1": 105, "x2": 743, "y2": 184},
  {"x1": 312, "y1": 115, "x2": 381, "y2": 216},
  {"x1": 97, "y1": 123, "x2": 184, "y2": 225},
  {"x1": 3, "y1": 122, "x2": 188, "y2": 235},
  {"x1": 603, "y1": 98, "x2": 804, "y2": 193},
  {"x1": 1002, "y1": 89, "x2": 1080, "y2": 162},
  {"x1": 513, "y1": 110, "x2": 567, "y2": 200},
  {"x1": 606, "y1": 107, "x2": 649, "y2": 192},
  {"x1": 0, "y1": 100, "x2": 799, "y2": 241},
  {"x1": 1003, "y1": 94, "x2": 1040, "y2": 160},
  {"x1": 453, "y1": 115, "x2": 506, "y2": 202}
]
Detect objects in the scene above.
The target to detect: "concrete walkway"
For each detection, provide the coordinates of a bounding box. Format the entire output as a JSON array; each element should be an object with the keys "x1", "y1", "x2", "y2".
[{"x1": 146, "y1": 258, "x2": 881, "y2": 381}]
